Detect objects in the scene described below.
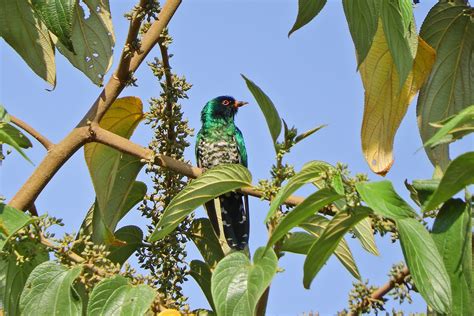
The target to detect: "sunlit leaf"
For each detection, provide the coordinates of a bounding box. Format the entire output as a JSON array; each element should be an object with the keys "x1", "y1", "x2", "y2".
[
  {"x1": 424, "y1": 104, "x2": 474, "y2": 149},
  {"x1": 190, "y1": 260, "x2": 215, "y2": 312},
  {"x1": 0, "y1": 104, "x2": 10, "y2": 124},
  {"x1": 31, "y1": 0, "x2": 76, "y2": 52},
  {"x1": 56, "y1": 0, "x2": 115, "y2": 85},
  {"x1": 0, "y1": 124, "x2": 33, "y2": 163},
  {"x1": 432, "y1": 199, "x2": 472, "y2": 316},
  {"x1": 353, "y1": 218, "x2": 379, "y2": 256},
  {"x1": 342, "y1": 0, "x2": 380, "y2": 66},
  {"x1": 360, "y1": 20, "x2": 435, "y2": 175},
  {"x1": 267, "y1": 188, "x2": 342, "y2": 249},
  {"x1": 84, "y1": 97, "x2": 144, "y2": 244},
  {"x1": 303, "y1": 207, "x2": 371, "y2": 288},
  {"x1": 423, "y1": 152, "x2": 474, "y2": 211},
  {"x1": 211, "y1": 247, "x2": 277, "y2": 316},
  {"x1": 294, "y1": 124, "x2": 326, "y2": 144},
  {"x1": 266, "y1": 160, "x2": 332, "y2": 222},
  {"x1": 380, "y1": 0, "x2": 417, "y2": 87},
  {"x1": 397, "y1": 218, "x2": 452, "y2": 313},
  {"x1": 0, "y1": 241, "x2": 48, "y2": 315},
  {"x1": 404, "y1": 179, "x2": 439, "y2": 207},
  {"x1": 189, "y1": 218, "x2": 225, "y2": 269},
  {"x1": 149, "y1": 164, "x2": 252, "y2": 242},
  {"x1": 417, "y1": 0, "x2": 473, "y2": 171},
  {"x1": 288, "y1": 0, "x2": 327, "y2": 36},
  {"x1": 300, "y1": 215, "x2": 360, "y2": 279},
  {"x1": 241, "y1": 74, "x2": 282, "y2": 150},
  {"x1": 87, "y1": 275, "x2": 156, "y2": 315},
  {"x1": 20, "y1": 262, "x2": 82, "y2": 316},
  {"x1": 0, "y1": 0, "x2": 55, "y2": 86},
  {"x1": 356, "y1": 180, "x2": 417, "y2": 220},
  {"x1": 0, "y1": 204, "x2": 36, "y2": 250}
]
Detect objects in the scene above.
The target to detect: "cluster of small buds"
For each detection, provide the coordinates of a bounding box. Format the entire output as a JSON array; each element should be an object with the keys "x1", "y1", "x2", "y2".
[
  {"x1": 52, "y1": 232, "x2": 120, "y2": 291},
  {"x1": 348, "y1": 280, "x2": 385, "y2": 314},
  {"x1": 137, "y1": 11, "x2": 193, "y2": 308},
  {"x1": 389, "y1": 263, "x2": 413, "y2": 305}
]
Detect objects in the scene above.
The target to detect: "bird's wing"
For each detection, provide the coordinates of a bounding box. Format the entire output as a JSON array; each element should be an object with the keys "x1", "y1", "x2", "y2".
[
  {"x1": 234, "y1": 127, "x2": 248, "y2": 167},
  {"x1": 195, "y1": 129, "x2": 203, "y2": 168}
]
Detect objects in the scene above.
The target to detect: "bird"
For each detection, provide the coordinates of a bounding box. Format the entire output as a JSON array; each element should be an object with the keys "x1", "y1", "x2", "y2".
[{"x1": 195, "y1": 95, "x2": 250, "y2": 250}]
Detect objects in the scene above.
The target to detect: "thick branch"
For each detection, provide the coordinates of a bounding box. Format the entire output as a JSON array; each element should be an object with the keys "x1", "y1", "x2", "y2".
[
  {"x1": 10, "y1": 114, "x2": 54, "y2": 150},
  {"x1": 9, "y1": 0, "x2": 182, "y2": 211}
]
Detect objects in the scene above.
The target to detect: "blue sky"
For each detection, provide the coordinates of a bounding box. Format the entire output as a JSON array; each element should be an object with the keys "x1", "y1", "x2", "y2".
[{"x1": 1, "y1": 1, "x2": 472, "y2": 314}]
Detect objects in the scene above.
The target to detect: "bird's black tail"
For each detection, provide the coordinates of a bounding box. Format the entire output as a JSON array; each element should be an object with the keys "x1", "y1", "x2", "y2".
[{"x1": 204, "y1": 192, "x2": 249, "y2": 250}]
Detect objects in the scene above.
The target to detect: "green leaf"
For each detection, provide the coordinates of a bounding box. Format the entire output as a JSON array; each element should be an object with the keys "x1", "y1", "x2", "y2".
[
  {"x1": 87, "y1": 275, "x2": 156, "y2": 315},
  {"x1": 107, "y1": 225, "x2": 143, "y2": 265},
  {"x1": 266, "y1": 188, "x2": 342, "y2": 249},
  {"x1": 404, "y1": 179, "x2": 439, "y2": 207},
  {"x1": 20, "y1": 262, "x2": 82, "y2": 316},
  {"x1": 313, "y1": 168, "x2": 379, "y2": 257},
  {"x1": 0, "y1": 0, "x2": 55, "y2": 86},
  {"x1": 424, "y1": 104, "x2": 474, "y2": 148},
  {"x1": 355, "y1": 180, "x2": 417, "y2": 220},
  {"x1": 211, "y1": 247, "x2": 278, "y2": 316},
  {"x1": 281, "y1": 231, "x2": 315, "y2": 254},
  {"x1": 190, "y1": 260, "x2": 215, "y2": 312},
  {"x1": 288, "y1": 0, "x2": 327, "y2": 36},
  {"x1": 432, "y1": 199, "x2": 472, "y2": 316},
  {"x1": 189, "y1": 218, "x2": 225, "y2": 269},
  {"x1": 0, "y1": 104, "x2": 10, "y2": 124},
  {"x1": 380, "y1": 0, "x2": 417, "y2": 87},
  {"x1": 56, "y1": 0, "x2": 115, "y2": 85},
  {"x1": 303, "y1": 207, "x2": 371, "y2": 289},
  {"x1": 294, "y1": 124, "x2": 326, "y2": 144},
  {"x1": 353, "y1": 218, "x2": 379, "y2": 256},
  {"x1": 0, "y1": 204, "x2": 36, "y2": 250},
  {"x1": 0, "y1": 124, "x2": 33, "y2": 163},
  {"x1": 0, "y1": 241, "x2": 48, "y2": 315},
  {"x1": 397, "y1": 217, "x2": 452, "y2": 313},
  {"x1": 423, "y1": 152, "x2": 474, "y2": 211},
  {"x1": 300, "y1": 215, "x2": 361, "y2": 279},
  {"x1": 417, "y1": 0, "x2": 473, "y2": 171},
  {"x1": 241, "y1": 74, "x2": 282, "y2": 150},
  {"x1": 150, "y1": 164, "x2": 252, "y2": 242},
  {"x1": 84, "y1": 97, "x2": 144, "y2": 244},
  {"x1": 342, "y1": 0, "x2": 380, "y2": 66},
  {"x1": 265, "y1": 160, "x2": 332, "y2": 222},
  {"x1": 31, "y1": 0, "x2": 76, "y2": 52}
]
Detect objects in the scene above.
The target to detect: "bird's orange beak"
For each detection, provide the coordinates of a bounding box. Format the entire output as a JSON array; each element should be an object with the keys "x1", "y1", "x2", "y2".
[{"x1": 234, "y1": 100, "x2": 248, "y2": 108}]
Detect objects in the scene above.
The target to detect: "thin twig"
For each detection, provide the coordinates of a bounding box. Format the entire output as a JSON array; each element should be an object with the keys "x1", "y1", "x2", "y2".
[
  {"x1": 10, "y1": 114, "x2": 54, "y2": 150},
  {"x1": 39, "y1": 233, "x2": 104, "y2": 274}
]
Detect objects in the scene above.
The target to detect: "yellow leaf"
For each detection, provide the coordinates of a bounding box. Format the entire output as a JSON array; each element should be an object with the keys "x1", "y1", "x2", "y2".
[
  {"x1": 360, "y1": 20, "x2": 435, "y2": 175},
  {"x1": 84, "y1": 96, "x2": 143, "y2": 243},
  {"x1": 158, "y1": 309, "x2": 182, "y2": 316}
]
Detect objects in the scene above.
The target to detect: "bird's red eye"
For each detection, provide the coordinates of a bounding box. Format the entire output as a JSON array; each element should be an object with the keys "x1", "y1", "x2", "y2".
[{"x1": 222, "y1": 100, "x2": 230, "y2": 106}]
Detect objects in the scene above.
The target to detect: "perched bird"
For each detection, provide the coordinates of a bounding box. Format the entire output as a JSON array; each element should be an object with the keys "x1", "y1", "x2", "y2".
[{"x1": 196, "y1": 96, "x2": 249, "y2": 250}]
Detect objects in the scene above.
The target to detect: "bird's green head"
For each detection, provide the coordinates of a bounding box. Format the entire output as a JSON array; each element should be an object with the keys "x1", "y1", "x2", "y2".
[{"x1": 201, "y1": 96, "x2": 248, "y2": 123}]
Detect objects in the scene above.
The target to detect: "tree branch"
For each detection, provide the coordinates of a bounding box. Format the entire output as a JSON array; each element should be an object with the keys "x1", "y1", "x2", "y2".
[
  {"x1": 348, "y1": 266, "x2": 410, "y2": 315},
  {"x1": 10, "y1": 114, "x2": 54, "y2": 150},
  {"x1": 90, "y1": 124, "x2": 306, "y2": 207},
  {"x1": 9, "y1": 0, "x2": 182, "y2": 211}
]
